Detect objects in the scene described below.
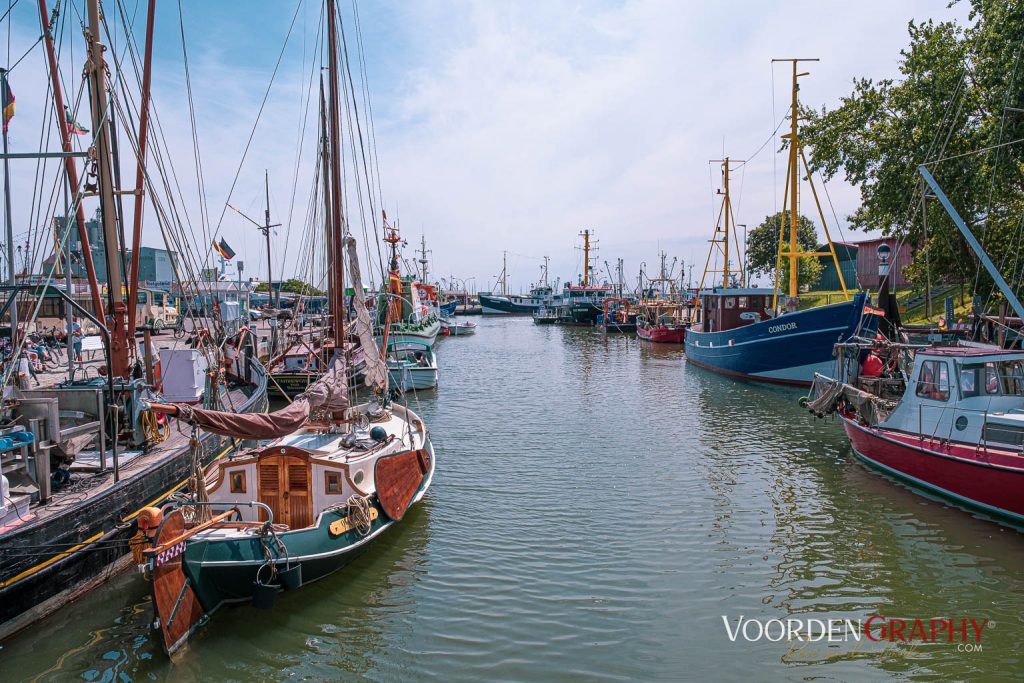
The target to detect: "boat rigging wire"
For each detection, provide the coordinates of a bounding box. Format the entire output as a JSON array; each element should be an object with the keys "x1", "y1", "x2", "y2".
[{"x1": 212, "y1": 0, "x2": 303, "y2": 237}]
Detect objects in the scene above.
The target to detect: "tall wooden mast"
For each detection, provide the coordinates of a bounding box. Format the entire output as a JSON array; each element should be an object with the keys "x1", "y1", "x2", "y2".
[
  {"x1": 126, "y1": 0, "x2": 156, "y2": 335},
  {"x1": 37, "y1": 0, "x2": 105, "y2": 324},
  {"x1": 326, "y1": 0, "x2": 346, "y2": 346},
  {"x1": 85, "y1": 0, "x2": 130, "y2": 377}
]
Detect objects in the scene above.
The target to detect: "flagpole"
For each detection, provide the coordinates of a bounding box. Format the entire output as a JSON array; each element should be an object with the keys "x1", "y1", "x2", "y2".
[{"x1": 1, "y1": 67, "x2": 17, "y2": 344}]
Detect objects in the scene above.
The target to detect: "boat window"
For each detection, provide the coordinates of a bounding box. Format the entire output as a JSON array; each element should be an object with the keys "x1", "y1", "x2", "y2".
[
  {"x1": 960, "y1": 363, "x2": 1000, "y2": 398},
  {"x1": 325, "y1": 471, "x2": 342, "y2": 494},
  {"x1": 229, "y1": 470, "x2": 246, "y2": 493},
  {"x1": 998, "y1": 360, "x2": 1024, "y2": 395},
  {"x1": 138, "y1": 291, "x2": 149, "y2": 304},
  {"x1": 738, "y1": 296, "x2": 749, "y2": 308},
  {"x1": 916, "y1": 360, "x2": 949, "y2": 401},
  {"x1": 724, "y1": 297, "x2": 736, "y2": 309}
]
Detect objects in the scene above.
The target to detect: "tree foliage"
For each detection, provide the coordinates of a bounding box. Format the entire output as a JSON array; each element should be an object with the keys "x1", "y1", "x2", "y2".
[
  {"x1": 746, "y1": 212, "x2": 824, "y2": 289},
  {"x1": 801, "y1": 0, "x2": 1024, "y2": 307},
  {"x1": 255, "y1": 279, "x2": 324, "y2": 297}
]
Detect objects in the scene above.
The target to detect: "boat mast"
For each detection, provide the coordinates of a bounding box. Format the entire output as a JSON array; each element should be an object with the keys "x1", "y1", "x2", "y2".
[
  {"x1": 319, "y1": 77, "x2": 334, "y2": 328},
  {"x1": 263, "y1": 171, "x2": 277, "y2": 308},
  {"x1": 580, "y1": 229, "x2": 591, "y2": 286},
  {"x1": 499, "y1": 250, "x2": 507, "y2": 296},
  {"x1": 418, "y1": 235, "x2": 430, "y2": 283},
  {"x1": 1, "y1": 68, "x2": 15, "y2": 334},
  {"x1": 37, "y1": 0, "x2": 105, "y2": 326},
  {"x1": 326, "y1": 0, "x2": 346, "y2": 346},
  {"x1": 85, "y1": 0, "x2": 130, "y2": 377},
  {"x1": 542, "y1": 256, "x2": 549, "y2": 287},
  {"x1": 771, "y1": 58, "x2": 848, "y2": 307},
  {"x1": 125, "y1": 0, "x2": 156, "y2": 336}
]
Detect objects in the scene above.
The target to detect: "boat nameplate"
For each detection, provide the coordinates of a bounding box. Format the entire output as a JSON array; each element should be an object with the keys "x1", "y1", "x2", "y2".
[{"x1": 329, "y1": 508, "x2": 379, "y2": 536}]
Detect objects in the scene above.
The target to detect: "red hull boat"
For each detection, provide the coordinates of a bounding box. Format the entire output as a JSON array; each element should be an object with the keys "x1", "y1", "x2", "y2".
[
  {"x1": 807, "y1": 343, "x2": 1024, "y2": 526},
  {"x1": 637, "y1": 324, "x2": 686, "y2": 344},
  {"x1": 841, "y1": 414, "x2": 1024, "y2": 522}
]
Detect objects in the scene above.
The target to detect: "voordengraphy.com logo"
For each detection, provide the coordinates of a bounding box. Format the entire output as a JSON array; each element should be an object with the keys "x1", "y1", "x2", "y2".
[{"x1": 722, "y1": 615, "x2": 990, "y2": 645}]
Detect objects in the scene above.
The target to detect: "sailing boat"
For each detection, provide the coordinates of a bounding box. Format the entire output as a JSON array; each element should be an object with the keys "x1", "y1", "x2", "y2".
[
  {"x1": 0, "y1": 0, "x2": 267, "y2": 639},
  {"x1": 137, "y1": 0, "x2": 435, "y2": 653},
  {"x1": 684, "y1": 62, "x2": 872, "y2": 386}
]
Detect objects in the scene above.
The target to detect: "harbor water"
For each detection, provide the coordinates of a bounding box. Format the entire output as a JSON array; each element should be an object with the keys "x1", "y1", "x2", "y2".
[{"x1": 2, "y1": 317, "x2": 1023, "y2": 680}]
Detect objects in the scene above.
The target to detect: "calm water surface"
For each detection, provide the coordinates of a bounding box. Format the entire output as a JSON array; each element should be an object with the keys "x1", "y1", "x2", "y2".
[{"x1": 3, "y1": 317, "x2": 1024, "y2": 681}]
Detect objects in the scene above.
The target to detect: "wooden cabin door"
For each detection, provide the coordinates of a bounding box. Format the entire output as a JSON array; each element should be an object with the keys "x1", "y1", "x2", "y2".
[{"x1": 257, "y1": 455, "x2": 312, "y2": 529}]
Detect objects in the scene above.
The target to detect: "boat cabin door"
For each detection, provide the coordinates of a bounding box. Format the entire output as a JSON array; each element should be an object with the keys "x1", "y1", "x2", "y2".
[{"x1": 257, "y1": 448, "x2": 313, "y2": 529}]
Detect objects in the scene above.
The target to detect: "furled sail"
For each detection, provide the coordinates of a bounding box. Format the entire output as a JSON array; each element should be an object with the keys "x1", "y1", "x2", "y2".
[
  {"x1": 173, "y1": 357, "x2": 349, "y2": 440},
  {"x1": 346, "y1": 235, "x2": 388, "y2": 391}
]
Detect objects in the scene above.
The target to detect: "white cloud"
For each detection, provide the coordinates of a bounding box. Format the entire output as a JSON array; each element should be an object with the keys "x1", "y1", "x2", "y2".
[{"x1": 4, "y1": 0, "x2": 971, "y2": 293}]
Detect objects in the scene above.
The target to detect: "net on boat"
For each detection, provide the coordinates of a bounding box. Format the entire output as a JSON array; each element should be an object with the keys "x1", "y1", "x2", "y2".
[
  {"x1": 175, "y1": 356, "x2": 349, "y2": 439},
  {"x1": 805, "y1": 373, "x2": 896, "y2": 426}
]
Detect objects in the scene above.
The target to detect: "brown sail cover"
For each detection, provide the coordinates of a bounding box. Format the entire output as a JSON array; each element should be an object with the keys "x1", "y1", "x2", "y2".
[{"x1": 176, "y1": 357, "x2": 349, "y2": 440}]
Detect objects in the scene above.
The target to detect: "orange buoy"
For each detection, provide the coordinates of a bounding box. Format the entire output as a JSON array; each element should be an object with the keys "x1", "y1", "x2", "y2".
[{"x1": 137, "y1": 506, "x2": 164, "y2": 530}]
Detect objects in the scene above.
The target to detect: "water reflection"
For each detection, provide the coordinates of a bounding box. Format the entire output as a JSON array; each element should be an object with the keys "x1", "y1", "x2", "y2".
[{"x1": 4, "y1": 317, "x2": 1023, "y2": 681}]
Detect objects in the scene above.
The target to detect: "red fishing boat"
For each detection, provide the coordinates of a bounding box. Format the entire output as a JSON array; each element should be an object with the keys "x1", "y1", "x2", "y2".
[
  {"x1": 807, "y1": 343, "x2": 1024, "y2": 524},
  {"x1": 636, "y1": 267, "x2": 689, "y2": 343}
]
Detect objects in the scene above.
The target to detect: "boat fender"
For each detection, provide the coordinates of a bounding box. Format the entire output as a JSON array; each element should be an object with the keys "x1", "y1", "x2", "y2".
[{"x1": 137, "y1": 506, "x2": 164, "y2": 531}]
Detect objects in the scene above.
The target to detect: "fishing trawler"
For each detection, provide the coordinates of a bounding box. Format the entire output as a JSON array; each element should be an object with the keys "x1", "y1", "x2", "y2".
[
  {"x1": 139, "y1": 5, "x2": 435, "y2": 650},
  {"x1": 479, "y1": 252, "x2": 555, "y2": 315},
  {"x1": 636, "y1": 258, "x2": 689, "y2": 343},
  {"x1": 685, "y1": 63, "x2": 868, "y2": 386},
  {"x1": 0, "y1": 0, "x2": 267, "y2": 639},
  {"x1": 804, "y1": 164, "x2": 1024, "y2": 524},
  {"x1": 376, "y1": 225, "x2": 440, "y2": 346}
]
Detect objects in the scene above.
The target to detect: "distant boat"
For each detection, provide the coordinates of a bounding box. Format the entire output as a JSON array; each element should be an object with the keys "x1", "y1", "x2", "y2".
[
  {"x1": 376, "y1": 229, "x2": 440, "y2": 346},
  {"x1": 386, "y1": 340, "x2": 439, "y2": 392},
  {"x1": 440, "y1": 299, "x2": 458, "y2": 317},
  {"x1": 636, "y1": 271, "x2": 689, "y2": 343},
  {"x1": 441, "y1": 318, "x2": 476, "y2": 336},
  {"x1": 478, "y1": 287, "x2": 553, "y2": 315},
  {"x1": 479, "y1": 252, "x2": 555, "y2": 315},
  {"x1": 597, "y1": 298, "x2": 637, "y2": 333}
]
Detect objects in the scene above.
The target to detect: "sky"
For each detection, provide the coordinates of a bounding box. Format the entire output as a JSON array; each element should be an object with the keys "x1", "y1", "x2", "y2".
[{"x1": 2, "y1": 0, "x2": 972, "y2": 294}]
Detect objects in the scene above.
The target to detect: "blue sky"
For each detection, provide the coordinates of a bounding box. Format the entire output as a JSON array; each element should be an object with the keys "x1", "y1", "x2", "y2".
[{"x1": 3, "y1": 0, "x2": 971, "y2": 293}]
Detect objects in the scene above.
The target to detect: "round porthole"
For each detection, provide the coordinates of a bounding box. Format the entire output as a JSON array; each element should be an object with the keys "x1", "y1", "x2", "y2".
[
  {"x1": 955, "y1": 415, "x2": 969, "y2": 431},
  {"x1": 353, "y1": 470, "x2": 364, "y2": 485}
]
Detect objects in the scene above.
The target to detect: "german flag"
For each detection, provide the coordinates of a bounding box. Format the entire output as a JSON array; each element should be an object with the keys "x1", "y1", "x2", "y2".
[
  {"x1": 864, "y1": 304, "x2": 885, "y2": 316},
  {"x1": 2, "y1": 77, "x2": 14, "y2": 132},
  {"x1": 213, "y1": 237, "x2": 235, "y2": 260}
]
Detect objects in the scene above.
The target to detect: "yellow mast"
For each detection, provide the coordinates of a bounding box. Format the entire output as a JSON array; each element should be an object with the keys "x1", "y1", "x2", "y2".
[
  {"x1": 771, "y1": 58, "x2": 850, "y2": 310},
  {"x1": 698, "y1": 157, "x2": 745, "y2": 292},
  {"x1": 580, "y1": 229, "x2": 591, "y2": 286}
]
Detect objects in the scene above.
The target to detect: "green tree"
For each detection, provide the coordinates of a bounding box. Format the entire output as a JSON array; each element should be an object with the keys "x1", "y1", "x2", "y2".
[
  {"x1": 801, "y1": 0, "x2": 1024, "y2": 307},
  {"x1": 746, "y1": 212, "x2": 824, "y2": 289},
  {"x1": 255, "y1": 279, "x2": 324, "y2": 296}
]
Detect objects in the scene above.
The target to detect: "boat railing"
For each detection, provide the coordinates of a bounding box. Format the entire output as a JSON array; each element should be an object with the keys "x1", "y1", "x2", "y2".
[{"x1": 918, "y1": 403, "x2": 994, "y2": 455}]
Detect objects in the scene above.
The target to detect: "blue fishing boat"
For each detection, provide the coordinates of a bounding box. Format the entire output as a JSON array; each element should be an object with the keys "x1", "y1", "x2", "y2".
[
  {"x1": 686, "y1": 65, "x2": 871, "y2": 387},
  {"x1": 685, "y1": 288, "x2": 871, "y2": 385}
]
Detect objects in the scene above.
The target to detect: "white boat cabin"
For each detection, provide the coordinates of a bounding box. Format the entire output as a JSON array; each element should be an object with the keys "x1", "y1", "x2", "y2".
[{"x1": 880, "y1": 346, "x2": 1024, "y2": 447}]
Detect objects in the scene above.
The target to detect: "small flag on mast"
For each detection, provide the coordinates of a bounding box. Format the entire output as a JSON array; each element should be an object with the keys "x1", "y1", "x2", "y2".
[
  {"x1": 1, "y1": 78, "x2": 14, "y2": 132},
  {"x1": 213, "y1": 238, "x2": 235, "y2": 260},
  {"x1": 65, "y1": 106, "x2": 88, "y2": 135}
]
